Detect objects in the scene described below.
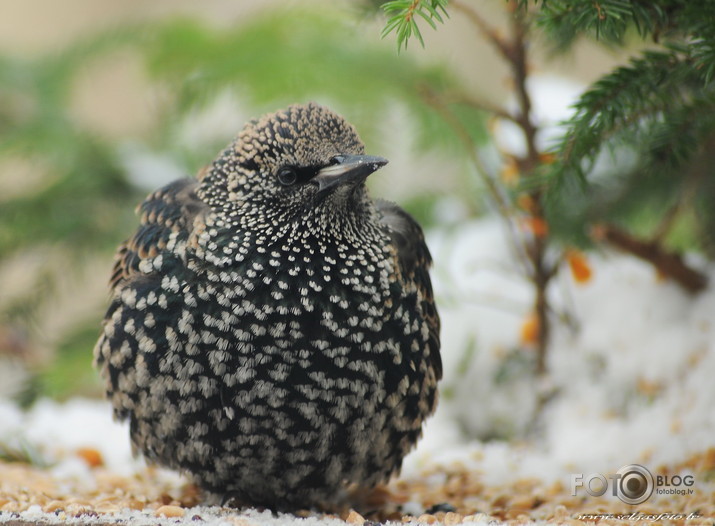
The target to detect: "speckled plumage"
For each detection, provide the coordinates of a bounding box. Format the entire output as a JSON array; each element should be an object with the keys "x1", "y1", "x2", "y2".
[{"x1": 94, "y1": 103, "x2": 441, "y2": 510}]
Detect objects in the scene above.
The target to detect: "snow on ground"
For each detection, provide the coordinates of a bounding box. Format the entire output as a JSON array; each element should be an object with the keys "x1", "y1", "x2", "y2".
[
  {"x1": 7, "y1": 504, "x2": 355, "y2": 526},
  {"x1": 1, "y1": 218, "x2": 714, "y2": 525},
  {"x1": 403, "y1": 218, "x2": 715, "y2": 494}
]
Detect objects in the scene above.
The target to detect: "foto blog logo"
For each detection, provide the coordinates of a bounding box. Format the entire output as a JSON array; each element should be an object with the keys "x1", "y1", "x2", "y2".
[{"x1": 570, "y1": 464, "x2": 695, "y2": 505}]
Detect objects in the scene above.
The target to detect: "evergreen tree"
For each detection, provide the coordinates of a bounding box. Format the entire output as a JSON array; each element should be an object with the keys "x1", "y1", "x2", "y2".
[
  {"x1": 380, "y1": 0, "x2": 715, "y2": 382},
  {"x1": 537, "y1": 0, "x2": 715, "y2": 293}
]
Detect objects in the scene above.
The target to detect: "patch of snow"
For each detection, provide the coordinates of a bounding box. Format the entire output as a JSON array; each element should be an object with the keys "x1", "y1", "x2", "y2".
[
  {"x1": 117, "y1": 142, "x2": 188, "y2": 191},
  {"x1": 408, "y1": 217, "x2": 715, "y2": 486},
  {"x1": 494, "y1": 75, "x2": 585, "y2": 157},
  {"x1": 0, "y1": 398, "x2": 23, "y2": 433},
  {"x1": 8, "y1": 398, "x2": 141, "y2": 476}
]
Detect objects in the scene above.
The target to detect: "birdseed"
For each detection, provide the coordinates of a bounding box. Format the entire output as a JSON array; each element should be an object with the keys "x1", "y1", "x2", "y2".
[{"x1": 0, "y1": 449, "x2": 713, "y2": 525}]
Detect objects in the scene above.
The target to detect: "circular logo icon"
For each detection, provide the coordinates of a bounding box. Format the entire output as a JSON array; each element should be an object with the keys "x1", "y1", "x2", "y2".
[{"x1": 615, "y1": 464, "x2": 654, "y2": 505}]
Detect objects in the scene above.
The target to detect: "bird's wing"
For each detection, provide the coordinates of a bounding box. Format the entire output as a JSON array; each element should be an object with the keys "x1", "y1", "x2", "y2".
[
  {"x1": 97, "y1": 178, "x2": 208, "y2": 422},
  {"x1": 110, "y1": 178, "x2": 206, "y2": 289},
  {"x1": 376, "y1": 200, "x2": 442, "y2": 380}
]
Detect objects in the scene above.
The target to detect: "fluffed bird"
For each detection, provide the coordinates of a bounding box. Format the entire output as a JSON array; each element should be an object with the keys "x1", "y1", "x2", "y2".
[{"x1": 94, "y1": 102, "x2": 441, "y2": 511}]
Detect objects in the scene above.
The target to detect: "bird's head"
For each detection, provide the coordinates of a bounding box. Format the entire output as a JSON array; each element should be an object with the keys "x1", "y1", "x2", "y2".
[{"x1": 203, "y1": 103, "x2": 387, "y2": 217}]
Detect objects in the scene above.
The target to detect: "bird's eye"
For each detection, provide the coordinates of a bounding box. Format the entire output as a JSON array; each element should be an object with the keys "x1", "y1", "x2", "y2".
[{"x1": 277, "y1": 166, "x2": 298, "y2": 186}]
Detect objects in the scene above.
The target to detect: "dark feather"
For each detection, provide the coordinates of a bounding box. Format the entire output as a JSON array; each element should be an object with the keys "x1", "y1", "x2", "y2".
[
  {"x1": 376, "y1": 199, "x2": 442, "y2": 380},
  {"x1": 110, "y1": 178, "x2": 206, "y2": 289}
]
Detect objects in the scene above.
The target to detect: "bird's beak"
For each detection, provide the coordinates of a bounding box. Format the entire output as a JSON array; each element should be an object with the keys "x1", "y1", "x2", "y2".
[{"x1": 314, "y1": 155, "x2": 388, "y2": 196}]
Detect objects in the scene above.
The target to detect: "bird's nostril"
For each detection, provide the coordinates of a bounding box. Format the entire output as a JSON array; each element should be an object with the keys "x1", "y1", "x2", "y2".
[{"x1": 329, "y1": 155, "x2": 346, "y2": 165}]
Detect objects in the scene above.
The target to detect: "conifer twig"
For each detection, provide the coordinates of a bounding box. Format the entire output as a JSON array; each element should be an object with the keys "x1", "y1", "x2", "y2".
[
  {"x1": 417, "y1": 84, "x2": 531, "y2": 275},
  {"x1": 450, "y1": 0, "x2": 556, "y2": 375},
  {"x1": 450, "y1": 0, "x2": 513, "y2": 61},
  {"x1": 506, "y1": 1, "x2": 556, "y2": 375},
  {"x1": 440, "y1": 90, "x2": 520, "y2": 124}
]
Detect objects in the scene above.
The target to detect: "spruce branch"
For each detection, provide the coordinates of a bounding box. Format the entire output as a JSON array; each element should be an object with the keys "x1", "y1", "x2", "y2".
[
  {"x1": 503, "y1": 1, "x2": 556, "y2": 376},
  {"x1": 535, "y1": 0, "x2": 673, "y2": 46},
  {"x1": 381, "y1": 0, "x2": 449, "y2": 52},
  {"x1": 556, "y1": 47, "x2": 705, "y2": 180},
  {"x1": 641, "y1": 91, "x2": 715, "y2": 171},
  {"x1": 593, "y1": 224, "x2": 708, "y2": 293}
]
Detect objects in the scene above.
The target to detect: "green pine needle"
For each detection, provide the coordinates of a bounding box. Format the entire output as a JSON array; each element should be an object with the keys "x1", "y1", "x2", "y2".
[{"x1": 381, "y1": 0, "x2": 449, "y2": 52}]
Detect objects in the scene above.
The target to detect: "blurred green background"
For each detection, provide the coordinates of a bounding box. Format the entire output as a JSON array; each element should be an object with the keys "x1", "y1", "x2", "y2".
[{"x1": 0, "y1": 0, "x2": 625, "y2": 404}]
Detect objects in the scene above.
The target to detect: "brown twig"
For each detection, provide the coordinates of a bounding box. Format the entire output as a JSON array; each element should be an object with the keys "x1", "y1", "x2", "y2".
[
  {"x1": 504, "y1": 2, "x2": 555, "y2": 375},
  {"x1": 594, "y1": 224, "x2": 708, "y2": 294},
  {"x1": 418, "y1": 84, "x2": 532, "y2": 274},
  {"x1": 450, "y1": 0, "x2": 514, "y2": 62},
  {"x1": 508, "y1": 4, "x2": 539, "y2": 167},
  {"x1": 447, "y1": 1, "x2": 557, "y2": 375},
  {"x1": 439, "y1": 89, "x2": 520, "y2": 124}
]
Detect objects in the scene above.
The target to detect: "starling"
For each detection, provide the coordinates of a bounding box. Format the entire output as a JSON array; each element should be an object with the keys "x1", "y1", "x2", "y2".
[{"x1": 94, "y1": 102, "x2": 441, "y2": 511}]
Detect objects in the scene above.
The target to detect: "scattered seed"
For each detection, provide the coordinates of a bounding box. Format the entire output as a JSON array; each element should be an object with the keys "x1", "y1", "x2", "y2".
[
  {"x1": 346, "y1": 510, "x2": 365, "y2": 524},
  {"x1": 42, "y1": 500, "x2": 65, "y2": 513},
  {"x1": 155, "y1": 504, "x2": 185, "y2": 518},
  {"x1": 416, "y1": 514, "x2": 437, "y2": 524},
  {"x1": 443, "y1": 511, "x2": 463, "y2": 525}
]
